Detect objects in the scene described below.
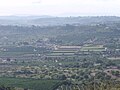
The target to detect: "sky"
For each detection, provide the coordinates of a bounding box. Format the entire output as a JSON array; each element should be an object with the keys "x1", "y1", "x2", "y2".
[{"x1": 0, "y1": 0, "x2": 120, "y2": 16}]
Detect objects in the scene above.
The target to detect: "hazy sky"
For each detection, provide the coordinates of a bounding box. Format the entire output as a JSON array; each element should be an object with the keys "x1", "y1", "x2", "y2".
[{"x1": 0, "y1": 0, "x2": 120, "y2": 16}]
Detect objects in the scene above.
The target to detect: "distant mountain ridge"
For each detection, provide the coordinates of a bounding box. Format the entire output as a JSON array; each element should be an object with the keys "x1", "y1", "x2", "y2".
[
  {"x1": 0, "y1": 16, "x2": 120, "y2": 26},
  {"x1": 0, "y1": 15, "x2": 54, "y2": 20}
]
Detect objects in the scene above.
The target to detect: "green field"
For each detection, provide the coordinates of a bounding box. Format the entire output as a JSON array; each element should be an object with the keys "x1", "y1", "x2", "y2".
[
  {"x1": 53, "y1": 50, "x2": 77, "y2": 53},
  {"x1": 80, "y1": 46, "x2": 106, "y2": 52},
  {"x1": 0, "y1": 77, "x2": 62, "y2": 90},
  {"x1": 0, "y1": 52, "x2": 30, "y2": 56}
]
